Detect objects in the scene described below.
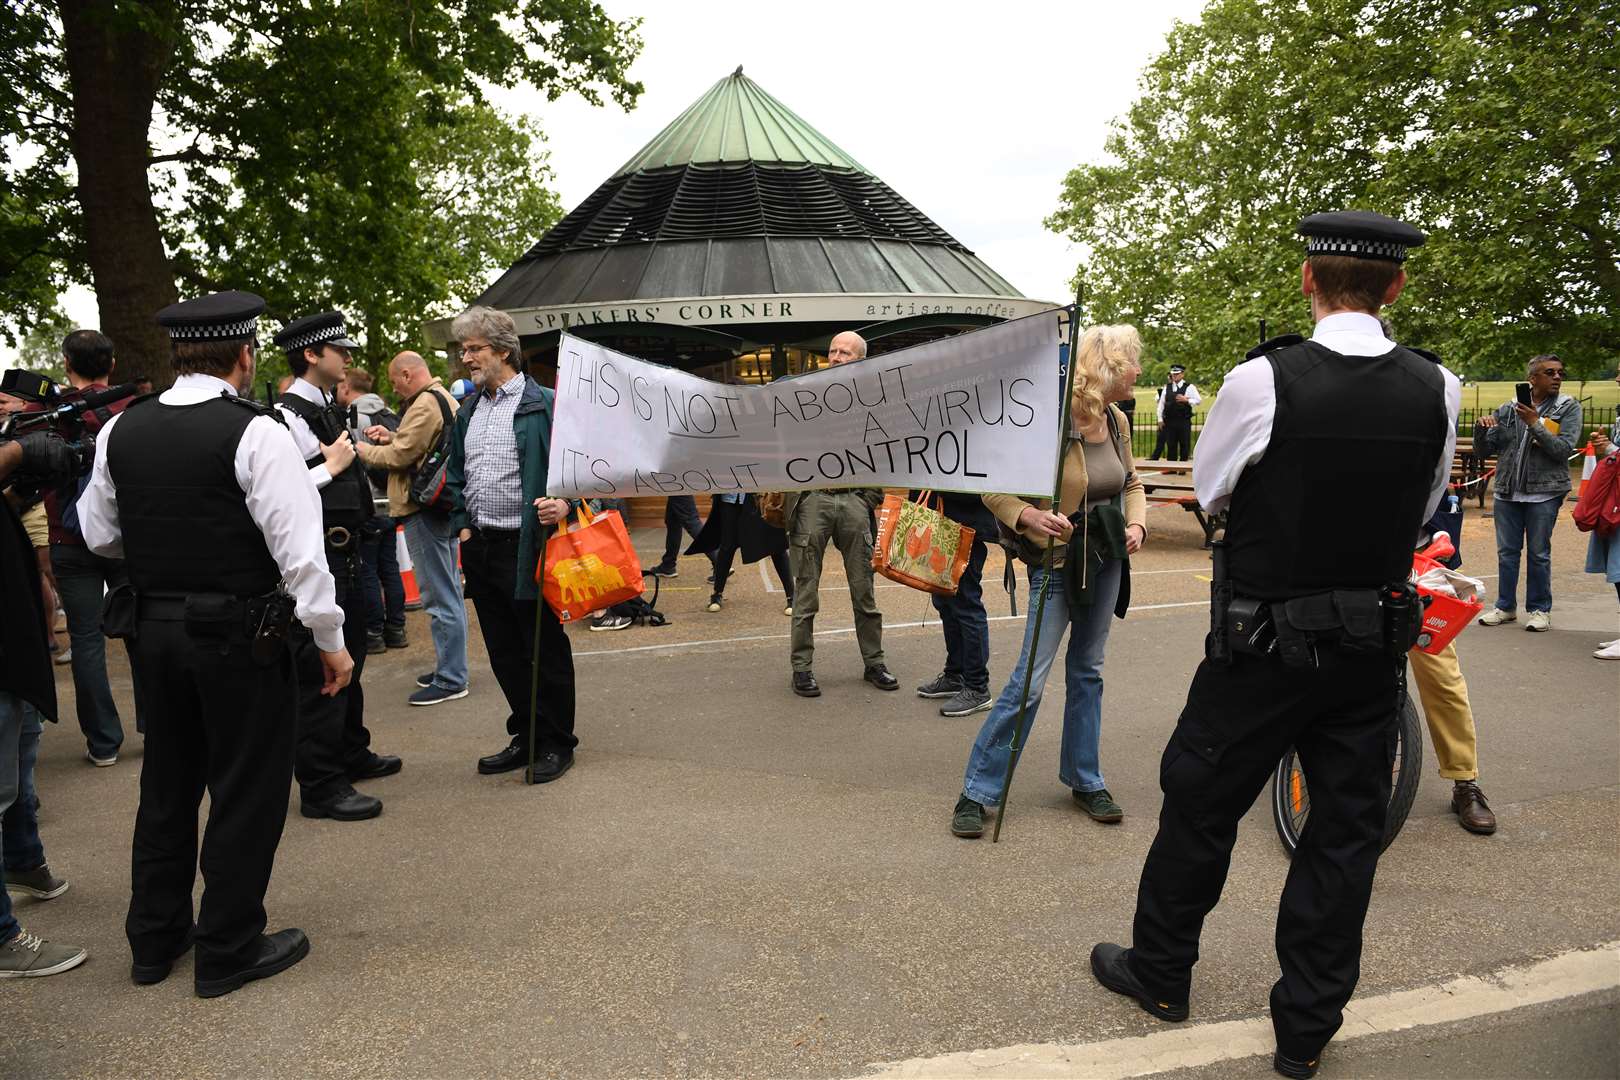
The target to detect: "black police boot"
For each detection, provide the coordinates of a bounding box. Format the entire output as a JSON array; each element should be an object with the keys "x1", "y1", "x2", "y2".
[
  {"x1": 792, "y1": 671, "x2": 821, "y2": 698},
  {"x1": 299, "y1": 786, "x2": 382, "y2": 821},
  {"x1": 194, "y1": 929, "x2": 309, "y2": 999},
  {"x1": 1273, "y1": 1051, "x2": 1321, "y2": 1079},
  {"x1": 1089, "y1": 943, "x2": 1189, "y2": 1022}
]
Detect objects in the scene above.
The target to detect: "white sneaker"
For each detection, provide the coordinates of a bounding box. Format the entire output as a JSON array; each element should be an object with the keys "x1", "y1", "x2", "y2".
[
  {"x1": 1596, "y1": 640, "x2": 1620, "y2": 660},
  {"x1": 1478, "y1": 608, "x2": 1515, "y2": 626},
  {"x1": 783, "y1": 604, "x2": 794, "y2": 617},
  {"x1": 1599, "y1": 639, "x2": 1619, "y2": 649},
  {"x1": 84, "y1": 751, "x2": 116, "y2": 768},
  {"x1": 1524, "y1": 611, "x2": 1551, "y2": 632}
]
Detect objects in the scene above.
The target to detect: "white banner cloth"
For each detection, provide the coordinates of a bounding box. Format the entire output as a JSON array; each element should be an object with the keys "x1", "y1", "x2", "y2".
[{"x1": 546, "y1": 311, "x2": 1063, "y2": 499}]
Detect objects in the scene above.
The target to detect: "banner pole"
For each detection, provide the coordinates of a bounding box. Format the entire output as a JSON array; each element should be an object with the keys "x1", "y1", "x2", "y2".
[
  {"x1": 993, "y1": 287, "x2": 1083, "y2": 842},
  {"x1": 524, "y1": 517, "x2": 552, "y2": 785}
]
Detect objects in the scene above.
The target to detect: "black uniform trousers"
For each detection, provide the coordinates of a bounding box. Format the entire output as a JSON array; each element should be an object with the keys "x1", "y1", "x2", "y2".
[
  {"x1": 125, "y1": 617, "x2": 296, "y2": 979},
  {"x1": 291, "y1": 553, "x2": 372, "y2": 801},
  {"x1": 462, "y1": 531, "x2": 577, "y2": 753},
  {"x1": 1156, "y1": 420, "x2": 1192, "y2": 461},
  {"x1": 1128, "y1": 646, "x2": 1399, "y2": 1060}
]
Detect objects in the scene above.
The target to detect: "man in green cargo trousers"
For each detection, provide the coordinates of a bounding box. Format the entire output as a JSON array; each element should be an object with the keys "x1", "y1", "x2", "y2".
[{"x1": 782, "y1": 331, "x2": 900, "y2": 699}]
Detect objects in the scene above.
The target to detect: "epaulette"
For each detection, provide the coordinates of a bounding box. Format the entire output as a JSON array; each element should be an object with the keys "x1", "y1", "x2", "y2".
[
  {"x1": 220, "y1": 391, "x2": 288, "y2": 427},
  {"x1": 1245, "y1": 333, "x2": 1306, "y2": 361},
  {"x1": 1407, "y1": 346, "x2": 1442, "y2": 365}
]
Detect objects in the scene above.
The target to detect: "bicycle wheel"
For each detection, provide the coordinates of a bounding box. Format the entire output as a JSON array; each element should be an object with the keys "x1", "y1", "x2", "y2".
[{"x1": 1271, "y1": 693, "x2": 1424, "y2": 857}]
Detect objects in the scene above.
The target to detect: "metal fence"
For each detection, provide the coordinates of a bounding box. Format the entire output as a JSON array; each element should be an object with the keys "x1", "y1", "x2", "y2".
[{"x1": 1118, "y1": 395, "x2": 1601, "y2": 462}]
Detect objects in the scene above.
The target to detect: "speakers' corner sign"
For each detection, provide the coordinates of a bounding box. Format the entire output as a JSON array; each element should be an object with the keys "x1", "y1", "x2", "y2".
[{"x1": 546, "y1": 311, "x2": 1065, "y2": 499}]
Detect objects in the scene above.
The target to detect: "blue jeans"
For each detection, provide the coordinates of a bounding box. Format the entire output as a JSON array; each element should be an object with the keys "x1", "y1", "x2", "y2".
[
  {"x1": 0, "y1": 693, "x2": 46, "y2": 943},
  {"x1": 931, "y1": 534, "x2": 991, "y2": 691},
  {"x1": 360, "y1": 519, "x2": 407, "y2": 635},
  {"x1": 963, "y1": 559, "x2": 1121, "y2": 804},
  {"x1": 50, "y1": 543, "x2": 134, "y2": 758},
  {"x1": 402, "y1": 510, "x2": 469, "y2": 691},
  {"x1": 1493, "y1": 497, "x2": 1559, "y2": 613}
]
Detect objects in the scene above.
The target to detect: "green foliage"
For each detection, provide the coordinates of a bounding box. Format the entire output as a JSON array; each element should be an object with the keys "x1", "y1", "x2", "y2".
[
  {"x1": 10, "y1": 306, "x2": 74, "y2": 383},
  {"x1": 1050, "y1": 0, "x2": 1620, "y2": 388},
  {"x1": 0, "y1": 0, "x2": 643, "y2": 369}
]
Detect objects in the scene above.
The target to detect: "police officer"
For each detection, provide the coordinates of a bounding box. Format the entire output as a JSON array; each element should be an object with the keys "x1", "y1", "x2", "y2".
[
  {"x1": 273, "y1": 312, "x2": 401, "y2": 821},
  {"x1": 79, "y1": 290, "x2": 354, "y2": 997},
  {"x1": 1089, "y1": 212, "x2": 1459, "y2": 1079},
  {"x1": 1152, "y1": 363, "x2": 1200, "y2": 460}
]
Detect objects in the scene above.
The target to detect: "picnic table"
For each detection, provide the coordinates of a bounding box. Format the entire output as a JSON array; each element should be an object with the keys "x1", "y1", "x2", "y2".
[{"x1": 1136, "y1": 462, "x2": 1223, "y2": 546}]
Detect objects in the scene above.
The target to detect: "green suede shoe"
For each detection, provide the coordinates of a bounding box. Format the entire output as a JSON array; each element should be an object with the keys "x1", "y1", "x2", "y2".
[
  {"x1": 1073, "y1": 788, "x2": 1123, "y2": 823},
  {"x1": 951, "y1": 794, "x2": 986, "y2": 838}
]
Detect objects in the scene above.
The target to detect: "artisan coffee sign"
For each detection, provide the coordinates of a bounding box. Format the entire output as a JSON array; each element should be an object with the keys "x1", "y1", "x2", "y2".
[
  {"x1": 505, "y1": 293, "x2": 1053, "y2": 334},
  {"x1": 546, "y1": 311, "x2": 1064, "y2": 499}
]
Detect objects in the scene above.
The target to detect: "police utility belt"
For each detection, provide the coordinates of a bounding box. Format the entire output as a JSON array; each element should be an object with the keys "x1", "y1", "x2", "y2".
[
  {"x1": 1212, "y1": 585, "x2": 1422, "y2": 668},
  {"x1": 101, "y1": 584, "x2": 296, "y2": 666}
]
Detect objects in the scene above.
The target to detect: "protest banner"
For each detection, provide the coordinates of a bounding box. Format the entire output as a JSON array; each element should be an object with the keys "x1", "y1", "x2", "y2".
[{"x1": 546, "y1": 310, "x2": 1065, "y2": 499}]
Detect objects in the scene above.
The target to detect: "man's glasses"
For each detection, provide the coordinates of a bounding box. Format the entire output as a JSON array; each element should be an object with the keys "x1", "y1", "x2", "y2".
[{"x1": 459, "y1": 343, "x2": 492, "y2": 357}]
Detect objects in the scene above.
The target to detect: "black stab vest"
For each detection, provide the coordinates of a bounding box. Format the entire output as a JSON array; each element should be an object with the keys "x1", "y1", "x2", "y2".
[
  {"x1": 108, "y1": 395, "x2": 282, "y2": 597},
  {"x1": 1163, "y1": 381, "x2": 1193, "y2": 423},
  {"x1": 1225, "y1": 340, "x2": 1447, "y2": 600},
  {"x1": 277, "y1": 391, "x2": 372, "y2": 532}
]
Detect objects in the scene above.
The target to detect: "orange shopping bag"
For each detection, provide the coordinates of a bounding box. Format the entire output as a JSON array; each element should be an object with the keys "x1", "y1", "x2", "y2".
[
  {"x1": 871, "y1": 490, "x2": 973, "y2": 596},
  {"x1": 539, "y1": 503, "x2": 645, "y2": 622}
]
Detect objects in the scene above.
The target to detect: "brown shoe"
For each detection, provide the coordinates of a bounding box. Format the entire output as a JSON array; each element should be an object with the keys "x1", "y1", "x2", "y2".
[{"x1": 1451, "y1": 781, "x2": 1497, "y2": 835}]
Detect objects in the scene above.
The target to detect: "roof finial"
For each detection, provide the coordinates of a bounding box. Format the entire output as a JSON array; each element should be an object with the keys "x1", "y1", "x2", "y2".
[{"x1": 733, "y1": 65, "x2": 744, "y2": 77}]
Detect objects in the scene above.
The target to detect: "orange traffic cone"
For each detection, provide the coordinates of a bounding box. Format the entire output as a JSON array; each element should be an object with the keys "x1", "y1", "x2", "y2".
[{"x1": 1577, "y1": 442, "x2": 1597, "y2": 499}]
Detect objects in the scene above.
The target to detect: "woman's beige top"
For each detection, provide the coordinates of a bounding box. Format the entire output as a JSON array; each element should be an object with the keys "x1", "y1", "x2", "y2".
[
  {"x1": 1081, "y1": 437, "x2": 1127, "y2": 509},
  {"x1": 983, "y1": 403, "x2": 1147, "y2": 540}
]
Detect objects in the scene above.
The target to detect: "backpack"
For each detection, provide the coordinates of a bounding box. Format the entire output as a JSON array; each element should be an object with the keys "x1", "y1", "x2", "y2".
[
  {"x1": 606, "y1": 575, "x2": 670, "y2": 626},
  {"x1": 1572, "y1": 451, "x2": 1620, "y2": 537},
  {"x1": 407, "y1": 388, "x2": 457, "y2": 514}
]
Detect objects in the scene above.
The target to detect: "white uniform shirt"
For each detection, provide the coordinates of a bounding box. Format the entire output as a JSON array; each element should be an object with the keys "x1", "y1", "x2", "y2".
[
  {"x1": 1155, "y1": 380, "x2": 1202, "y2": 422},
  {"x1": 275, "y1": 376, "x2": 342, "y2": 490},
  {"x1": 77, "y1": 373, "x2": 345, "y2": 652},
  {"x1": 1192, "y1": 311, "x2": 1461, "y2": 517}
]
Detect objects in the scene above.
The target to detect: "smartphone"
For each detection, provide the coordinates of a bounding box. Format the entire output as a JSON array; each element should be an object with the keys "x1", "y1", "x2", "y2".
[{"x1": 1514, "y1": 382, "x2": 1533, "y2": 407}]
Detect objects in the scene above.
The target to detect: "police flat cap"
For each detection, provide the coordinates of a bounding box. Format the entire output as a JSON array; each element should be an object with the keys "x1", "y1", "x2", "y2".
[
  {"x1": 156, "y1": 290, "x2": 266, "y2": 341},
  {"x1": 1168, "y1": 364, "x2": 1186, "y2": 374},
  {"x1": 1298, "y1": 210, "x2": 1426, "y2": 263},
  {"x1": 274, "y1": 310, "x2": 359, "y2": 354}
]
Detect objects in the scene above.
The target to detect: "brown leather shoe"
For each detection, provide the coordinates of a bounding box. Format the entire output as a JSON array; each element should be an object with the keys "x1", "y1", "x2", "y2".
[{"x1": 1451, "y1": 781, "x2": 1497, "y2": 835}]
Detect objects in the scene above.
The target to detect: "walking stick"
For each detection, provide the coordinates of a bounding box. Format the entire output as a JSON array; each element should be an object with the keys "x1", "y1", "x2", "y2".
[
  {"x1": 992, "y1": 287, "x2": 1083, "y2": 842},
  {"x1": 524, "y1": 514, "x2": 553, "y2": 785}
]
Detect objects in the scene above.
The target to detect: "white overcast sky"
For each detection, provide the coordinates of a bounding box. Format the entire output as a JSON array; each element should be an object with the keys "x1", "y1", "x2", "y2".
[{"x1": 44, "y1": 0, "x2": 1206, "y2": 344}]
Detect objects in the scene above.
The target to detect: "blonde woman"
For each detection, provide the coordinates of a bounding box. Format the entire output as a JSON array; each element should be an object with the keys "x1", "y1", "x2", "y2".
[{"x1": 952, "y1": 324, "x2": 1147, "y2": 837}]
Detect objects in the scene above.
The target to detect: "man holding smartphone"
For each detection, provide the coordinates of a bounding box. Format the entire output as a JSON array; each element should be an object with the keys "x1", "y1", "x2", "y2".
[{"x1": 1475, "y1": 355, "x2": 1581, "y2": 631}]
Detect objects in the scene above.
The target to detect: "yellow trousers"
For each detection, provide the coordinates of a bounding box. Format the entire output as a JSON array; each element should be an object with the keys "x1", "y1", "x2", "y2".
[{"x1": 1407, "y1": 642, "x2": 1478, "y2": 780}]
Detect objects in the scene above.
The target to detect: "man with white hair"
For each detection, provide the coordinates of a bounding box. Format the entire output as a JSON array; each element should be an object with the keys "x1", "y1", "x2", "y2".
[{"x1": 782, "y1": 331, "x2": 897, "y2": 698}]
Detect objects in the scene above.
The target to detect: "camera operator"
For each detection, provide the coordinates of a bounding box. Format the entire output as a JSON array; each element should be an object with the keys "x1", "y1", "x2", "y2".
[
  {"x1": 0, "y1": 429, "x2": 90, "y2": 977},
  {"x1": 0, "y1": 381, "x2": 61, "y2": 664},
  {"x1": 43, "y1": 331, "x2": 143, "y2": 766}
]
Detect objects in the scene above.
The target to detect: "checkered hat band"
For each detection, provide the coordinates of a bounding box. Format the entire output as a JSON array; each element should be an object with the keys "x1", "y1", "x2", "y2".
[
  {"x1": 165, "y1": 317, "x2": 259, "y2": 340},
  {"x1": 283, "y1": 326, "x2": 348, "y2": 351},
  {"x1": 1306, "y1": 237, "x2": 1408, "y2": 260}
]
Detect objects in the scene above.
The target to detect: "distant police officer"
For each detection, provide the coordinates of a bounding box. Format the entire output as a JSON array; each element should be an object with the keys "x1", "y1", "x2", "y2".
[
  {"x1": 1152, "y1": 363, "x2": 1201, "y2": 461},
  {"x1": 1090, "y1": 212, "x2": 1460, "y2": 1079},
  {"x1": 273, "y1": 311, "x2": 401, "y2": 821},
  {"x1": 79, "y1": 290, "x2": 354, "y2": 997}
]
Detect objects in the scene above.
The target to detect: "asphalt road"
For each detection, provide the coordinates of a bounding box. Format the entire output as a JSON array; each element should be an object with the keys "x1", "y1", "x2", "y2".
[{"x1": 4, "y1": 505, "x2": 1616, "y2": 1078}]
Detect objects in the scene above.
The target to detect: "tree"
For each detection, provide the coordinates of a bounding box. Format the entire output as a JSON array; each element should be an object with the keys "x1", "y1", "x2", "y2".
[
  {"x1": 0, "y1": 1, "x2": 643, "y2": 384},
  {"x1": 1049, "y1": 0, "x2": 1619, "y2": 389}
]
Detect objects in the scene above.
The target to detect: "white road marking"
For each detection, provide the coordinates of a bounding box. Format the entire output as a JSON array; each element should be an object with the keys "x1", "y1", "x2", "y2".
[
  {"x1": 856, "y1": 942, "x2": 1620, "y2": 1079},
  {"x1": 572, "y1": 602, "x2": 1207, "y2": 658}
]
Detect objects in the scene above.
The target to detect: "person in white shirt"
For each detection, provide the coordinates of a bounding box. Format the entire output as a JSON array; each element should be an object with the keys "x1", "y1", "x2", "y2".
[
  {"x1": 77, "y1": 290, "x2": 350, "y2": 998},
  {"x1": 1152, "y1": 364, "x2": 1202, "y2": 460}
]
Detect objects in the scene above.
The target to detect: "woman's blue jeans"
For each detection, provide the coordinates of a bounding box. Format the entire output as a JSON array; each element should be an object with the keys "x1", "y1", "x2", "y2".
[
  {"x1": 962, "y1": 559, "x2": 1121, "y2": 805},
  {"x1": 1, "y1": 693, "x2": 46, "y2": 944}
]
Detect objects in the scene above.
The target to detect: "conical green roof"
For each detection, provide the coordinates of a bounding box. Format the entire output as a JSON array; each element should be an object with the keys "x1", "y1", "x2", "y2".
[{"x1": 612, "y1": 67, "x2": 866, "y2": 177}]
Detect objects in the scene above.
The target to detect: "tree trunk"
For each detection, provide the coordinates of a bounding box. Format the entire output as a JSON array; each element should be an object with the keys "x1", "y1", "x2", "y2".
[{"x1": 58, "y1": 0, "x2": 181, "y2": 388}]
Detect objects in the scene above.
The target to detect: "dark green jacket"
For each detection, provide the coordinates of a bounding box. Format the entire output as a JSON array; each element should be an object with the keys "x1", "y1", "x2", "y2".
[{"x1": 446, "y1": 375, "x2": 557, "y2": 601}]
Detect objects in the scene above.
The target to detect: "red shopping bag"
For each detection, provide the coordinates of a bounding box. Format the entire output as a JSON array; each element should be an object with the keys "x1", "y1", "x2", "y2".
[{"x1": 539, "y1": 504, "x2": 645, "y2": 622}]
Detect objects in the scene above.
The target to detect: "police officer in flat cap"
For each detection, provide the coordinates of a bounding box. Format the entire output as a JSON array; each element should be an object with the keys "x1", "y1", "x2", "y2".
[
  {"x1": 272, "y1": 311, "x2": 401, "y2": 822},
  {"x1": 1090, "y1": 211, "x2": 1460, "y2": 1079},
  {"x1": 79, "y1": 290, "x2": 354, "y2": 996}
]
